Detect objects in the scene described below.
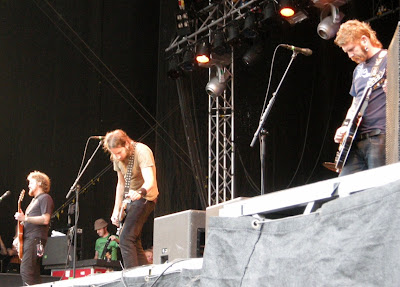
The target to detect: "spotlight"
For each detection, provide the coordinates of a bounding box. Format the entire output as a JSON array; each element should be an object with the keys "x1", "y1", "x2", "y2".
[
  {"x1": 212, "y1": 31, "x2": 228, "y2": 55},
  {"x1": 242, "y1": 42, "x2": 263, "y2": 66},
  {"x1": 180, "y1": 49, "x2": 196, "y2": 71},
  {"x1": 317, "y1": 4, "x2": 344, "y2": 40},
  {"x1": 205, "y1": 66, "x2": 229, "y2": 97},
  {"x1": 242, "y1": 13, "x2": 258, "y2": 39},
  {"x1": 262, "y1": 2, "x2": 276, "y2": 23},
  {"x1": 167, "y1": 55, "x2": 182, "y2": 79},
  {"x1": 206, "y1": 77, "x2": 226, "y2": 97},
  {"x1": 196, "y1": 40, "x2": 210, "y2": 64},
  {"x1": 226, "y1": 21, "x2": 240, "y2": 45},
  {"x1": 279, "y1": 0, "x2": 295, "y2": 17}
]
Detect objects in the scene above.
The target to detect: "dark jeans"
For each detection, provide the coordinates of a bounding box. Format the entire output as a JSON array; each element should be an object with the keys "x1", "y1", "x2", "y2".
[
  {"x1": 119, "y1": 198, "x2": 155, "y2": 268},
  {"x1": 340, "y1": 134, "x2": 385, "y2": 177},
  {"x1": 20, "y1": 237, "x2": 45, "y2": 285}
]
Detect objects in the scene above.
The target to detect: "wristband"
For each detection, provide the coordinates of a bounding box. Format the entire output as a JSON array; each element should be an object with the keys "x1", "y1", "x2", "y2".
[{"x1": 137, "y1": 188, "x2": 147, "y2": 197}]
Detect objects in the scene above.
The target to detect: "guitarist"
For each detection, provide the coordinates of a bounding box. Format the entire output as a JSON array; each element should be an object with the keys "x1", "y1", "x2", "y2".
[
  {"x1": 333, "y1": 20, "x2": 387, "y2": 176},
  {"x1": 103, "y1": 129, "x2": 158, "y2": 268},
  {"x1": 93, "y1": 218, "x2": 119, "y2": 261},
  {"x1": 13, "y1": 171, "x2": 54, "y2": 285}
]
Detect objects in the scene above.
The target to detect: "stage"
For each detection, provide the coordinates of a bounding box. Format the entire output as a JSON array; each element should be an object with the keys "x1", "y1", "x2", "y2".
[{"x1": 6, "y1": 162, "x2": 400, "y2": 287}]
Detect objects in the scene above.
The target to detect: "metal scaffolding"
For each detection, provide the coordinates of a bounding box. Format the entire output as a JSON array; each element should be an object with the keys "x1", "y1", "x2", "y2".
[
  {"x1": 166, "y1": 0, "x2": 270, "y2": 206},
  {"x1": 207, "y1": 60, "x2": 235, "y2": 206}
]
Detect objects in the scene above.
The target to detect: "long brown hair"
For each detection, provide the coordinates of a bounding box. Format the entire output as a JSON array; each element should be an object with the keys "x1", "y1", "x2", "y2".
[{"x1": 103, "y1": 129, "x2": 135, "y2": 160}]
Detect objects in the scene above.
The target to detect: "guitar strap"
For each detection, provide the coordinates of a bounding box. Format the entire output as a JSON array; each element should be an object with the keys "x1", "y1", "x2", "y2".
[
  {"x1": 357, "y1": 50, "x2": 386, "y2": 117},
  {"x1": 99, "y1": 236, "x2": 112, "y2": 260},
  {"x1": 123, "y1": 142, "x2": 137, "y2": 200}
]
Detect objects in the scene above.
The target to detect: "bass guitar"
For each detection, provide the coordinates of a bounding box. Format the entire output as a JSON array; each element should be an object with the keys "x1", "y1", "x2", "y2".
[
  {"x1": 334, "y1": 69, "x2": 385, "y2": 172},
  {"x1": 17, "y1": 189, "x2": 25, "y2": 259}
]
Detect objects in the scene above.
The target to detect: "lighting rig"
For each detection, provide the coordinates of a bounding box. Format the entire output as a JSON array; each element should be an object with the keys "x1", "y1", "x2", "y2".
[{"x1": 165, "y1": 0, "x2": 350, "y2": 206}]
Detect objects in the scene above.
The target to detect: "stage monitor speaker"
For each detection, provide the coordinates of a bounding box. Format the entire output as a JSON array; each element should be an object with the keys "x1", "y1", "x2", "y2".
[
  {"x1": 42, "y1": 236, "x2": 72, "y2": 266},
  {"x1": 386, "y1": 21, "x2": 400, "y2": 164},
  {"x1": 153, "y1": 210, "x2": 205, "y2": 264}
]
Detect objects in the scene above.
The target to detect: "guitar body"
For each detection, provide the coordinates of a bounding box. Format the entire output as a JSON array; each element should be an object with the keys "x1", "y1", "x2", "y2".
[
  {"x1": 17, "y1": 189, "x2": 25, "y2": 259},
  {"x1": 333, "y1": 68, "x2": 385, "y2": 172},
  {"x1": 335, "y1": 116, "x2": 362, "y2": 171},
  {"x1": 117, "y1": 198, "x2": 131, "y2": 235}
]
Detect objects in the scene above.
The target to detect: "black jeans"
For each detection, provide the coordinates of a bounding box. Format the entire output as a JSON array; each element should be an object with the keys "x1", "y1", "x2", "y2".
[
  {"x1": 119, "y1": 198, "x2": 155, "y2": 268},
  {"x1": 20, "y1": 237, "x2": 45, "y2": 285}
]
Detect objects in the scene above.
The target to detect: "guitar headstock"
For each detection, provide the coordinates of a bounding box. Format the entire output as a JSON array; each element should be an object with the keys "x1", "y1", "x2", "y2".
[{"x1": 18, "y1": 189, "x2": 25, "y2": 204}]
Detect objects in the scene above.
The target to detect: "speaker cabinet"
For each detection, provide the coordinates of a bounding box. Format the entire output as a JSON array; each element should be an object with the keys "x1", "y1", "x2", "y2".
[{"x1": 153, "y1": 210, "x2": 205, "y2": 264}]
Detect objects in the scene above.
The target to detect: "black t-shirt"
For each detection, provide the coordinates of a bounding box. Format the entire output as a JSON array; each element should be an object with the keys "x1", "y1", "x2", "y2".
[{"x1": 24, "y1": 193, "x2": 54, "y2": 240}]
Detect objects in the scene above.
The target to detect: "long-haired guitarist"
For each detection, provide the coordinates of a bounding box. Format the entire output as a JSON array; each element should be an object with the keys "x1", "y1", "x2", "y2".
[
  {"x1": 333, "y1": 20, "x2": 387, "y2": 176},
  {"x1": 13, "y1": 171, "x2": 54, "y2": 285},
  {"x1": 103, "y1": 129, "x2": 158, "y2": 268}
]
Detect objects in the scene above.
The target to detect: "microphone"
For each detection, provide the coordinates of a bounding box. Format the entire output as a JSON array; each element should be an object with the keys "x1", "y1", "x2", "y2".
[
  {"x1": 90, "y1": 136, "x2": 105, "y2": 140},
  {"x1": 281, "y1": 44, "x2": 313, "y2": 56},
  {"x1": 0, "y1": 190, "x2": 11, "y2": 201}
]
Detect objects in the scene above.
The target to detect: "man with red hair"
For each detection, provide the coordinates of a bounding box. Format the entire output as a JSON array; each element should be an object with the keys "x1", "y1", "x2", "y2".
[{"x1": 333, "y1": 20, "x2": 387, "y2": 176}]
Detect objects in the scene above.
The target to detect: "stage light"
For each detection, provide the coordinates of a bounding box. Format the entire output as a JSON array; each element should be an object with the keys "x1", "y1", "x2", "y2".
[
  {"x1": 226, "y1": 21, "x2": 240, "y2": 45},
  {"x1": 205, "y1": 66, "x2": 229, "y2": 97},
  {"x1": 279, "y1": 0, "x2": 295, "y2": 17},
  {"x1": 180, "y1": 49, "x2": 196, "y2": 71},
  {"x1": 242, "y1": 13, "x2": 258, "y2": 39},
  {"x1": 176, "y1": 10, "x2": 192, "y2": 36},
  {"x1": 317, "y1": 4, "x2": 344, "y2": 40},
  {"x1": 212, "y1": 31, "x2": 228, "y2": 55},
  {"x1": 242, "y1": 42, "x2": 263, "y2": 66},
  {"x1": 196, "y1": 40, "x2": 210, "y2": 64},
  {"x1": 262, "y1": 2, "x2": 276, "y2": 23},
  {"x1": 167, "y1": 55, "x2": 182, "y2": 79},
  {"x1": 206, "y1": 77, "x2": 226, "y2": 97}
]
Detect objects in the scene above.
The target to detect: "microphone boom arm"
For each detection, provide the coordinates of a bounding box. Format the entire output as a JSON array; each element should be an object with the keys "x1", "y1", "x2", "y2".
[
  {"x1": 66, "y1": 140, "x2": 103, "y2": 199},
  {"x1": 250, "y1": 50, "x2": 298, "y2": 147}
]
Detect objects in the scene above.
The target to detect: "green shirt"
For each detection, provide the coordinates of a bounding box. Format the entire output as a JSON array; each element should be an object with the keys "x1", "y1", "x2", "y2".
[{"x1": 95, "y1": 235, "x2": 119, "y2": 261}]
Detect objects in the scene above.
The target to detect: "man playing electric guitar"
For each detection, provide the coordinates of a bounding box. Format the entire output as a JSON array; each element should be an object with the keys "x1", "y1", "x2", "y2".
[
  {"x1": 333, "y1": 20, "x2": 387, "y2": 176},
  {"x1": 103, "y1": 129, "x2": 158, "y2": 268},
  {"x1": 13, "y1": 171, "x2": 54, "y2": 285}
]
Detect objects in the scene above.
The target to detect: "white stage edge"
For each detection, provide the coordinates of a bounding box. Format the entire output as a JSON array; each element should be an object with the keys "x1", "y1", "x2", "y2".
[{"x1": 220, "y1": 162, "x2": 400, "y2": 217}]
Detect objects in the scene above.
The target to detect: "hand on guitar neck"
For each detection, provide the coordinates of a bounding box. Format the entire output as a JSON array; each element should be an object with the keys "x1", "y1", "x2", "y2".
[
  {"x1": 112, "y1": 189, "x2": 145, "y2": 235},
  {"x1": 14, "y1": 190, "x2": 25, "y2": 259}
]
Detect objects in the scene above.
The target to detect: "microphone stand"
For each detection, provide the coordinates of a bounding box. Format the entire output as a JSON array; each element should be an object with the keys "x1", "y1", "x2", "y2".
[
  {"x1": 250, "y1": 50, "x2": 299, "y2": 195},
  {"x1": 65, "y1": 139, "x2": 104, "y2": 278}
]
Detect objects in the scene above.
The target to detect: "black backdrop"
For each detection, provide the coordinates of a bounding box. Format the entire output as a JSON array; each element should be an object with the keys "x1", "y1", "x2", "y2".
[{"x1": 0, "y1": 0, "x2": 398, "y2": 262}]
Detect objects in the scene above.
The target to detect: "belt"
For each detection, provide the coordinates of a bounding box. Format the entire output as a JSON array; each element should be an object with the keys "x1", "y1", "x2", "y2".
[{"x1": 357, "y1": 129, "x2": 382, "y2": 141}]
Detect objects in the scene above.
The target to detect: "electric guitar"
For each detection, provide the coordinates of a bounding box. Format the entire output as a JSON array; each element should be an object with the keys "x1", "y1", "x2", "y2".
[
  {"x1": 116, "y1": 189, "x2": 131, "y2": 236},
  {"x1": 100, "y1": 236, "x2": 112, "y2": 260},
  {"x1": 17, "y1": 189, "x2": 25, "y2": 259},
  {"x1": 334, "y1": 69, "x2": 386, "y2": 172}
]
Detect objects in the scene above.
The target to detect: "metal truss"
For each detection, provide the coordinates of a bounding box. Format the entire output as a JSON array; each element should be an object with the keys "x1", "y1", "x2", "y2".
[
  {"x1": 165, "y1": 0, "x2": 267, "y2": 55},
  {"x1": 165, "y1": 1, "x2": 250, "y2": 206},
  {"x1": 208, "y1": 59, "x2": 235, "y2": 206}
]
